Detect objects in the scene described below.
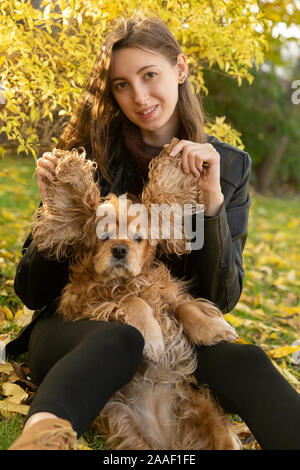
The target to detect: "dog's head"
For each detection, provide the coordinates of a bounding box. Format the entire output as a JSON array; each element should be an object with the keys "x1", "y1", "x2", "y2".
[
  {"x1": 32, "y1": 140, "x2": 204, "y2": 276},
  {"x1": 91, "y1": 194, "x2": 157, "y2": 282}
]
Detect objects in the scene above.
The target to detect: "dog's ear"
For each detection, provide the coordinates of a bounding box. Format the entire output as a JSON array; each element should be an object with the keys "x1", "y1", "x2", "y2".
[
  {"x1": 141, "y1": 138, "x2": 205, "y2": 256},
  {"x1": 32, "y1": 147, "x2": 102, "y2": 260}
]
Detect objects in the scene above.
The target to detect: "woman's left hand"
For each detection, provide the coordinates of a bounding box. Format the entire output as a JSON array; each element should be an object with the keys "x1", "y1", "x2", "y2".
[{"x1": 166, "y1": 140, "x2": 224, "y2": 217}]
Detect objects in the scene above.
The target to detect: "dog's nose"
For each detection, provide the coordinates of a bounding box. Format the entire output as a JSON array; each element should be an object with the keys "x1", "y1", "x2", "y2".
[{"x1": 111, "y1": 243, "x2": 129, "y2": 259}]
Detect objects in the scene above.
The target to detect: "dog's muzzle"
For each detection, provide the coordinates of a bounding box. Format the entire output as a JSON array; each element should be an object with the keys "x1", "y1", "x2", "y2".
[{"x1": 111, "y1": 243, "x2": 129, "y2": 260}]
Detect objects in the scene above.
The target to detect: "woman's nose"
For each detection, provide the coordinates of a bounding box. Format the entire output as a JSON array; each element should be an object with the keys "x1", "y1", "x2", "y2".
[{"x1": 131, "y1": 83, "x2": 150, "y2": 104}]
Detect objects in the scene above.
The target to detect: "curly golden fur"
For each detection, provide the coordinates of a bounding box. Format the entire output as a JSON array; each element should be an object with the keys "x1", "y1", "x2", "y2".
[{"x1": 31, "y1": 140, "x2": 241, "y2": 450}]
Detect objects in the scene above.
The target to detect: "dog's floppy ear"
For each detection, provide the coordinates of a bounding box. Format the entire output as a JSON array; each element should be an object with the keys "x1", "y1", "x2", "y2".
[
  {"x1": 141, "y1": 138, "x2": 205, "y2": 256},
  {"x1": 32, "y1": 147, "x2": 102, "y2": 260}
]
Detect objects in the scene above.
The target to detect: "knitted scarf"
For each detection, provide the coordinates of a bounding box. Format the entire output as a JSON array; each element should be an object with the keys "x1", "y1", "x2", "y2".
[{"x1": 120, "y1": 114, "x2": 186, "y2": 200}]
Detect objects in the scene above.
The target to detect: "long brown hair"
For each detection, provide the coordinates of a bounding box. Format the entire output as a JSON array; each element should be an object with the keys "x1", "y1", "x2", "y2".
[{"x1": 56, "y1": 10, "x2": 207, "y2": 184}]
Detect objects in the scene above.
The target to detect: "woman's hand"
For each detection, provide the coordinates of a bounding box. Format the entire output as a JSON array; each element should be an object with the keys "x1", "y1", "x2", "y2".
[
  {"x1": 166, "y1": 140, "x2": 224, "y2": 217},
  {"x1": 35, "y1": 151, "x2": 60, "y2": 205}
]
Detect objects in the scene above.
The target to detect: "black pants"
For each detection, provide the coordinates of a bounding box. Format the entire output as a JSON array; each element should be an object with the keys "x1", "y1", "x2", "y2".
[{"x1": 27, "y1": 312, "x2": 300, "y2": 450}]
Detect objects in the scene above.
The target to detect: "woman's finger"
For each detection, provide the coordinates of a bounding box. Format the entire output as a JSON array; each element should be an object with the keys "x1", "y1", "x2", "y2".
[
  {"x1": 35, "y1": 172, "x2": 52, "y2": 204},
  {"x1": 44, "y1": 152, "x2": 60, "y2": 165},
  {"x1": 36, "y1": 166, "x2": 55, "y2": 182},
  {"x1": 180, "y1": 145, "x2": 192, "y2": 173},
  {"x1": 188, "y1": 153, "x2": 201, "y2": 178},
  {"x1": 193, "y1": 154, "x2": 204, "y2": 173},
  {"x1": 37, "y1": 157, "x2": 56, "y2": 175}
]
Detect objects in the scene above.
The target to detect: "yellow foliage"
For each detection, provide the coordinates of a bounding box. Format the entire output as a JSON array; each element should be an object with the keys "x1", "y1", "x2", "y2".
[
  {"x1": 0, "y1": 0, "x2": 268, "y2": 156},
  {"x1": 224, "y1": 313, "x2": 244, "y2": 328}
]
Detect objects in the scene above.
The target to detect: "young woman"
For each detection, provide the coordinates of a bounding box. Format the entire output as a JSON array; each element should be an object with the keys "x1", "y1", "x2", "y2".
[{"x1": 7, "y1": 13, "x2": 300, "y2": 450}]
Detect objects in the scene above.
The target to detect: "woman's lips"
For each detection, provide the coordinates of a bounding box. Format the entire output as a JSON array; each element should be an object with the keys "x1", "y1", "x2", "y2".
[{"x1": 138, "y1": 104, "x2": 159, "y2": 119}]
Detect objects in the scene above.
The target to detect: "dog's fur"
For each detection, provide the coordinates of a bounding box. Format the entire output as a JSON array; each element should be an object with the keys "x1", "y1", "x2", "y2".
[{"x1": 31, "y1": 140, "x2": 241, "y2": 450}]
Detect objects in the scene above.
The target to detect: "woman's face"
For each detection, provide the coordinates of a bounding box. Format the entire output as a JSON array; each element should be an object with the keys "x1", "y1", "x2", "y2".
[{"x1": 111, "y1": 47, "x2": 187, "y2": 141}]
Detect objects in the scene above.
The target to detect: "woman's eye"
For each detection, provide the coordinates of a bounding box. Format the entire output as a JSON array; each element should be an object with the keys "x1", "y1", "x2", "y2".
[
  {"x1": 115, "y1": 82, "x2": 126, "y2": 90},
  {"x1": 145, "y1": 72, "x2": 156, "y2": 79},
  {"x1": 115, "y1": 72, "x2": 157, "y2": 91}
]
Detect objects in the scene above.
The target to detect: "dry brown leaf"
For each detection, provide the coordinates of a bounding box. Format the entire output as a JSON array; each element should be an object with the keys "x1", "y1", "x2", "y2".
[
  {"x1": 1, "y1": 382, "x2": 28, "y2": 404},
  {"x1": 0, "y1": 362, "x2": 14, "y2": 375},
  {"x1": 0, "y1": 399, "x2": 29, "y2": 416}
]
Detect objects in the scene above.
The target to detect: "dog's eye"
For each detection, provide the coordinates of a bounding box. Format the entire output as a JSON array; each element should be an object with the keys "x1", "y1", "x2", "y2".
[
  {"x1": 99, "y1": 232, "x2": 112, "y2": 241},
  {"x1": 132, "y1": 233, "x2": 144, "y2": 243}
]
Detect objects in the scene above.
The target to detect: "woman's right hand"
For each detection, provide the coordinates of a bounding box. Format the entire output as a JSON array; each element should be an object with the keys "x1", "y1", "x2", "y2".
[{"x1": 35, "y1": 151, "x2": 60, "y2": 204}]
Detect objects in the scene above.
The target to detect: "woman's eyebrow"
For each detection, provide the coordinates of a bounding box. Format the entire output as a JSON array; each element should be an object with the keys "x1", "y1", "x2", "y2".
[{"x1": 111, "y1": 65, "x2": 157, "y2": 83}]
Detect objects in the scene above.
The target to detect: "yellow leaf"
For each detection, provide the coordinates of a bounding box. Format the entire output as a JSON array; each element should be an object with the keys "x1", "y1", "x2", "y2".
[
  {"x1": 247, "y1": 270, "x2": 264, "y2": 280},
  {"x1": 14, "y1": 309, "x2": 24, "y2": 319},
  {"x1": 269, "y1": 332, "x2": 277, "y2": 339},
  {"x1": 234, "y1": 302, "x2": 253, "y2": 315},
  {"x1": 224, "y1": 314, "x2": 244, "y2": 327},
  {"x1": 267, "y1": 345, "x2": 300, "y2": 359},
  {"x1": 273, "y1": 276, "x2": 287, "y2": 286},
  {"x1": 0, "y1": 306, "x2": 13, "y2": 321},
  {"x1": 271, "y1": 360, "x2": 300, "y2": 387},
  {"x1": 276, "y1": 305, "x2": 300, "y2": 316},
  {"x1": 234, "y1": 337, "x2": 248, "y2": 344},
  {"x1": 0, "y1": 309, "x2": 5, "y2": 329},
  {"x1": 78, "y1": 444, "x2": 92, "y2": 450}
]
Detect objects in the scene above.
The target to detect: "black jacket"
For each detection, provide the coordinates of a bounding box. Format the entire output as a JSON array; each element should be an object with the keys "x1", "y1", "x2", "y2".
[{"x1": 6, "y1": 134, "x2": 252, "y2": 359}]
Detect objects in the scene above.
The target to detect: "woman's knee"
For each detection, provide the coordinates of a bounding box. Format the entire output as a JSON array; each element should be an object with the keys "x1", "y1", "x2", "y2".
[
  {"x1": 195, "y1": 342, "x2": 271, "y2": 383},
  {"x1": 194, "y1": 342, "x2": 273, "y2": 413},
  {"x1": 87, "y1": 322, "x2": 145, "y2": 369},
  {"x1": 225, "y1": 343, "x2": 271, "y2": 375}
]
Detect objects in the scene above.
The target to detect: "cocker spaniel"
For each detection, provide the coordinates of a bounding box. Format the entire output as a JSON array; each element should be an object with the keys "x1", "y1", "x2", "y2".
[{"x1": 31, "y1": 139, "x2": 241, "y2": 450}]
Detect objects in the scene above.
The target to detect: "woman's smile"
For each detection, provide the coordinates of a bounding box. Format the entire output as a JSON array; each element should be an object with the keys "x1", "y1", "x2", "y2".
[{"x1": 137, "y1": 104, "x2": 159, "y2": 119}]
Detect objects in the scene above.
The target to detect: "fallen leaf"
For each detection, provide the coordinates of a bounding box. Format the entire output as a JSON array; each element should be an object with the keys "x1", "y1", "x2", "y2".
[
  {"x1": 234, "y1": 302, "x2": 253, "y2": 315},
  {"x1": 224, "y1": 314, "x2": 244, "y2": 328},
  {"x1": 0, "y1": 306, "x2": 13, "y2": 321},
  {"x1": 271, "y1": 360, "x2": 300, "y2": 387},
  {"x1": 267, "y1": 345, "x2": 300, "y2": 359},
  {"x1": 14, "y1": 306, "x2": 34, "y2": 327},
  {"x1": 0, "y1": 399, "x2": 29, "y2": 416},
  {"x1": 0, "y1": 308, "x2": 5, "y2": 329},
  {"x1": 0, "y1": 363, "x2": 14, "y2": 375},
  {"x1": 1, "y1": 382, "x2": 28, "y2": 404}
]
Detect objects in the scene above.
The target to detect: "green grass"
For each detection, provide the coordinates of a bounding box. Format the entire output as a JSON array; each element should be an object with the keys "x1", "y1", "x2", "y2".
[
  {"x1": 0, "y1": 154, "x2": 299, "y2": 449},
  {"x1": 0, "y1": 414, "x2": 24, "y2": 450}
]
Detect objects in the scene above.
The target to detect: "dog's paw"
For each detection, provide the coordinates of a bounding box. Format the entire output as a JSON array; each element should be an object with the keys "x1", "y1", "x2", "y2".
[
  {"x1": 195, "y1": 317, "x2": 238, "y2": 346},
  {"x1": 212, "y1": 317, "x2": 238, "y2": 344},
  {"x1": 143, "y1": 325, "x2": 165, "y2": 362}
]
